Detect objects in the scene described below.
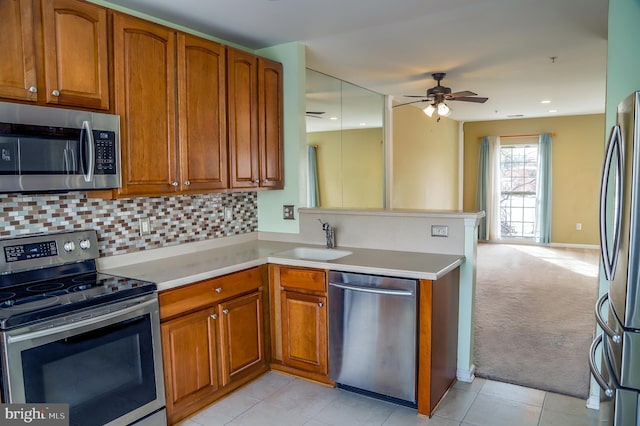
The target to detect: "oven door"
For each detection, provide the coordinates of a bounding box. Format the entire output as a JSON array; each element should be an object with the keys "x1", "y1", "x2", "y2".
[{"x1": 1, "y1": 295, "x2": 166, "y2": 426}]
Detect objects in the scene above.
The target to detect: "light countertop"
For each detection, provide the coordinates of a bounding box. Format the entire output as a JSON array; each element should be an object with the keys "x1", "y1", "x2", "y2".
[{"x1": 99, "y1": 239, "x2": 464, "y2": 291}]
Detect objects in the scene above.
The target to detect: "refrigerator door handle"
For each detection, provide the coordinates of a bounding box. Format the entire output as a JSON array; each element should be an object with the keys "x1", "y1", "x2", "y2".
[
  {"x1": 589, "y1": 334, "x2": 614, "y2": 398},
  {"x1": 595, "y1": 293, "x2": 622, "y2": 343},
  {"x1": 599, "y1": 125, "x2": 623, "y2": 281}
]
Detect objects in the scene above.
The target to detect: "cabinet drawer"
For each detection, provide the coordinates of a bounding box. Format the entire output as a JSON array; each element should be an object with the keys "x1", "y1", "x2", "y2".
[
  {"x1": 279, "y1": 267, "x2": 326, "y2": 293},
  {"x1": 159, "y1": 267, "x2": 263, "y2": 320}
]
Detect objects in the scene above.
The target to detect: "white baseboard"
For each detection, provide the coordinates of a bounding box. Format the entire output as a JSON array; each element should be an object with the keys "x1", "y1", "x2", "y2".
[
  {"x1": 457, "y1": 365, "x2": 476, "y2": 383},
  {"x1": 586, "y1": 395, "x2": 600, "y2": 410}
]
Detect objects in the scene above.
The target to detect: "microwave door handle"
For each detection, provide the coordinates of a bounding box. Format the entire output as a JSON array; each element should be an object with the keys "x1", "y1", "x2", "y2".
[
  {"x1": 599, "y1": 125, "x2": 623, "y2": 280},
  {"x1": 81, "y1": 120, "x2": 95, "y2": 182},
  {"x1": 63, "y1": 146, "x2": 70, "y2": 173}
]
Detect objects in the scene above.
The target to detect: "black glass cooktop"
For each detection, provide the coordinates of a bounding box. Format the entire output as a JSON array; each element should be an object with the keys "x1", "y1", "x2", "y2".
[{"x1": 0, "y1": 260, "x2": 156, "y2": 330}]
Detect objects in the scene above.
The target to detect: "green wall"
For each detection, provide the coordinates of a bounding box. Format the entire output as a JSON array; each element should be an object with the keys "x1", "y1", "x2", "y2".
[{"x1": 256, "y1": 43, "x2": 306, "y2": 233}]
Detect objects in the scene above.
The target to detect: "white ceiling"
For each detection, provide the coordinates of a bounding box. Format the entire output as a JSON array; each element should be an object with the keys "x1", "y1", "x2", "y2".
[{"x1": 104, "y1": 0, "x2": 608, "y2": 122}]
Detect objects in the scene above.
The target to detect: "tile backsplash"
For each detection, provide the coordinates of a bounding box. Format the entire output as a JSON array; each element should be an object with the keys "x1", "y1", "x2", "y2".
[{"x1": 0, "y1": 192, "x2": 257, "y2": 257}]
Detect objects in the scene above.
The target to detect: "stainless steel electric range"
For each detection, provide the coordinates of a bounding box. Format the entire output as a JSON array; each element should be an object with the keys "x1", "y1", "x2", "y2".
[{"x1": 0, "y1": 230, "x2": 166, "y2": 426}]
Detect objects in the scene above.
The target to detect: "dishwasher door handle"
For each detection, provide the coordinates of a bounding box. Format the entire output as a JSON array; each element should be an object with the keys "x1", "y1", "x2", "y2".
[{"x1": 329, "y1": 282, "x2": 414, "y2": 296}]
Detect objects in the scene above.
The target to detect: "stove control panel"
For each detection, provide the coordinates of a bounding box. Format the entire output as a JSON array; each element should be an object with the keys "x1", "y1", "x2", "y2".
[{"x1": 0, "y1": 230, "x2": 99, "y2": 274}]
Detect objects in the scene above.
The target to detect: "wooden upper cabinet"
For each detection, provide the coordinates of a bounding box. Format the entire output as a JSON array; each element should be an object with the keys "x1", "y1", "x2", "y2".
[
  {"x1": 177, "y1": 34, "x2": 228, "y2": 192},
  {"x1": 112, "y1": 13, "x2": 178, "y2": 196},
  {"x1": 258, "y1": 58, "x2": 284, "y2": 188},
  {"x1": 41, "y1": 0, "x2": 109, "y2": 109},
  {"x1": 0, "y1": 0, "x2": 38, "y2": 102},
  {"x1": 0, "y1": 0, "x2": 109, "y2": 108},
  {"x1": 227, "y1": 47, "x2": 259, "y2": 189}
]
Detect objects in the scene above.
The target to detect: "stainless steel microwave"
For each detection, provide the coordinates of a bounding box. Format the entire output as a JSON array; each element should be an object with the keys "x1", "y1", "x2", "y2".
[{"x1": 0, "y1": 101, "x2": 121, "y2": 193}]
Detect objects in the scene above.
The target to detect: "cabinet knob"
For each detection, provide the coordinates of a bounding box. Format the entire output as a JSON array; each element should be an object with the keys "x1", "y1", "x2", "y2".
[
  {"x1": 254, "y1": 179, "x2": 260, "y2": 184},
  {"x1": 215, "y1": 287, "x2": 222, "y2": 293},
  {"x1": 184, "y1": 180, "x2": 190, "y2": 186},
  {"x1": 318, "y1": 302, "x2": 324, "y2": 307},
  {"x1": 52, "y1": 89, "x2": 60, "y2": 97},
  {"x1": 28, "y1": 86, "x2": 37, "y2": 93},
  {"x1": 211, "y1": 314, "x2": 218, "y2": 320},
  {"x1": 171, "y1": 181, "x2": 178, "y2": 187},
  {"x1": 222, "y1": 309, "x2": 229, "y2": 315}
]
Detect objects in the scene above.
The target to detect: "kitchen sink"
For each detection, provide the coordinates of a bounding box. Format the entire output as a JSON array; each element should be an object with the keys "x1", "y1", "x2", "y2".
[{"x1": 273, "y1": 247, "x2": 352, "y2": 261}]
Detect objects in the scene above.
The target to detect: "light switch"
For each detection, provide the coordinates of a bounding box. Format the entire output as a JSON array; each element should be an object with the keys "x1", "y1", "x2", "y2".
[{"x1": 139, "y1": 217, "x2": 151, "y2": 236}]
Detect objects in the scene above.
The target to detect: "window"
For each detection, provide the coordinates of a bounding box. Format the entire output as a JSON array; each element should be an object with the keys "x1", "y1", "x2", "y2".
[{"x1": 500, "y1": 145, "x2": 538, "y2": 238}]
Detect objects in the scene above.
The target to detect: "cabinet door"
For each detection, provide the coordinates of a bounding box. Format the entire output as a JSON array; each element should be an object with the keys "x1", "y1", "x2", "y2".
[
  {"x1": 0, "y1": 0, "x2": 37, "y2": 102},
  {"x1": 41, "y1": 0, "x2": 109, "y2": 109},
  {"x1": 113, "y1": 14, "x2": 178, "y2": 195},
  {"x1": 177, "y1": 33, "x2": 228, "y2": 191},
  {"x1": 258, "y1": 58, "x2": 284, "y2": 188},
  {"x1": 227, "y1": 48, "x2": 259, "y2": 189},
  {"x1": 161, "y1": 308, "x2": 219, "y2": 416},
  {"x1": 281, "y1": 291, "x2": 328, "y2": 375},
  {"x1": 218, "y1": 291, "x2": 264, "y2": 386}
]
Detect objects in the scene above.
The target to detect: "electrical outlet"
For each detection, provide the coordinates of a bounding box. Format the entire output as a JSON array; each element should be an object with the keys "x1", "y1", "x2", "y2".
[
  {"x1": 283, "y1": 205, "x2": 295, "y2": 220},
  {"x1": 431, "y1": 225, "x2": 449, "y2": 237},
  {"x1": 224, "y1": 207, "x2": 233, "y2": 220},
  {"x1": 139, "y1": 217, "x2": 151, "y2": 236},
  {"x1": 576, "y1": 223, "x2": 582, "y2": 231}
]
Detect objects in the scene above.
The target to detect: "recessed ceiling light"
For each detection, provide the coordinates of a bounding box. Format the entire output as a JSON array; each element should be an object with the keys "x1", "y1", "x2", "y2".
[
  {"x1": 548, "y1": 109, "x2": 557, "y2": 113},
  {"x1": 540, "y1": 100, "x2": 551, "y2": 104},
  {"x1": 329, "y1": 117, "x2": 338, "y2": 120},
  {"x1": 359, "y1": 122, "x2": 366, "y2": 126}
]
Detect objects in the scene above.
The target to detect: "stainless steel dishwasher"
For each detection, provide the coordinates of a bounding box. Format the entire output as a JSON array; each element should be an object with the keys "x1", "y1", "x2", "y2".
[{"x1": 328, "y1": 271, "x2": 418, "y2": 406}]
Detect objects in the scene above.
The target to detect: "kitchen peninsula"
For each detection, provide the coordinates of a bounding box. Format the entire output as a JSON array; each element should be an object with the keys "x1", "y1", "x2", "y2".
[{"x1": 98, "y1": 208, "x2": 484, "y2": 424}]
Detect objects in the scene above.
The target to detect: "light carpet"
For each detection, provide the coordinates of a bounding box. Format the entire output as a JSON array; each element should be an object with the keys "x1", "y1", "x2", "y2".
[{"x1": 473, "y1": 243, "x2": 599, "y2": 399}]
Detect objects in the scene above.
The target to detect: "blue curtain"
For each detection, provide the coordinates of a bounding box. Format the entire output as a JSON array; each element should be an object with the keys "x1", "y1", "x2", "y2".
[
  {"x1": 536, "y1": 133, "x2": 553, "y2": 243},
  {"x1": 476, "y1": 136, "x2": 489, "y2": 240},
  {"x1": 308, "y1": 145, "x2": 320, "y2": 207}
]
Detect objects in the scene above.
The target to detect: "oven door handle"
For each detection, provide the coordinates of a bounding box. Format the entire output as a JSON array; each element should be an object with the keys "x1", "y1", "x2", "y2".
[{"x1": 6, "y1": 297, "x2": 157, "y2": 344}]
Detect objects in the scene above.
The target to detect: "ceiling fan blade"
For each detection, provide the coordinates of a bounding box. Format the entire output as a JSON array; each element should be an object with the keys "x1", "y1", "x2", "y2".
[
  {"x1": 402, "y1": 95, "x2": 431, "y2": 98},
  {"x1": 306, "y1": 111, "x2": 325, "y2": 115},
  {"x1": 393, "y1": 99, "x2": 428, "y2": 108},
  {"x1": 449, "y1": 96, "x2": 489, "y2": 103},
  {"x1": 448, "y1": 90, "x2": 477, "y2": 98}
]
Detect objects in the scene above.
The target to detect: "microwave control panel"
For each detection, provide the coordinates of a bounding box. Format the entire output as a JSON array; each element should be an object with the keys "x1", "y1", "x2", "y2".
[{"x1": 94, "y1": 130, "x2": 117, "y2": 175}]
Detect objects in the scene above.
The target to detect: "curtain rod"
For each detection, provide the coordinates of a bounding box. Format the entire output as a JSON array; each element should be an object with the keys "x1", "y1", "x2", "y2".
[{"x1": 477, "y1": 132, "x2": 556, "y2": 140}]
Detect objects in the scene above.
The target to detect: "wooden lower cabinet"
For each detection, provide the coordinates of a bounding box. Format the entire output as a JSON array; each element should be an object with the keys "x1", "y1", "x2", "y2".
[
  {"x1": 161, "y1": 308, "x2": 219, "y2": 415},
  {"x1": 417, "y1": 267, "x2": 460, "y2": 416},
  {"x1": 281, "y1": 291, "x2": 327, "y2": 375},
  {"x1": 269, "y1": 264, "x2": 330, "y2": 383},
  {"x1": 218, "y1": 291, "x2": 265, "y2": 386},
  {"x1": 159, "y1": 267, "x2": 268, "y2": 425}
]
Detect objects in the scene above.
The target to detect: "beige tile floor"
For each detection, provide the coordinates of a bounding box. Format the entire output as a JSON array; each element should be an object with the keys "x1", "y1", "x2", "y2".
[{"x1": 178, "y1": 372, "x2": 600, "y2": 426}]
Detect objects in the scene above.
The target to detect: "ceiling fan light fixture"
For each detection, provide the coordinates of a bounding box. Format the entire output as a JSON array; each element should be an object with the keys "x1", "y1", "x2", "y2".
[
  {"x1": 423, "y1": 104, "x2": 436, "y2": 117},
  {"x1": 437, "y1": 102, "x2": 450, "y2": 116}
]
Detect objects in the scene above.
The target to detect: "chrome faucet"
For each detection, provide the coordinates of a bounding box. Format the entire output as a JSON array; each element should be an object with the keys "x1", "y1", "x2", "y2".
[{"x1": 318, "y1": 219, "x2": 335, "y2": 249}]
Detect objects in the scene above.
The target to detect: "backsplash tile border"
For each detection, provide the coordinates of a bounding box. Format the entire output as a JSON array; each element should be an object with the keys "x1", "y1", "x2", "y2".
[{"x1": 0, "y1": 192, "x2": 257, "y2": 257}]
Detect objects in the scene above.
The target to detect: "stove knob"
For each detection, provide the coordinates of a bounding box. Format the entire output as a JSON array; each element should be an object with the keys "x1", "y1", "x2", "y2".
[
  {"x1": 63, "y1": 241, "x2": 75, "y2": 252},
  {"x1": 79, "y1": 239, "x2": 91, "y2": 250}
]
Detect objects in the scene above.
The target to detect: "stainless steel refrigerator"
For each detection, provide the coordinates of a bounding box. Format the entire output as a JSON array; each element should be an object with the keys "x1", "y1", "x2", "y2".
[{"x1": 591, "y1": 91, "x2": 640, "y2": 425}]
